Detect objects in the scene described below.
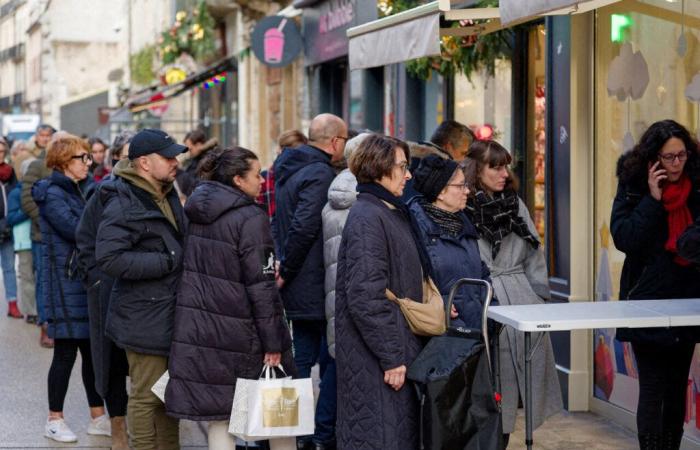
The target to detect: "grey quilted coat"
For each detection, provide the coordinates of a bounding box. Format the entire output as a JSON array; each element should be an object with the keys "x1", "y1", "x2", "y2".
[
  {"x1": 321, "y1": 169, "x2": 357, "y2": 359},
  {"x1": 473, "y1": 198, "x2": 562, "y2": 434},
  {"x1": 335, "y1": 192, "x2": 424, "y2": 450}
]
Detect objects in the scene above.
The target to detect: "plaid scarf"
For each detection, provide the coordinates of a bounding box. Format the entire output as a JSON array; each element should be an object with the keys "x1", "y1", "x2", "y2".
[
  {"x1": 421, "y1": 200, "x2": 464, "y2": 237},
  {"x1": 466, "y1": 189, "x2": 540, "y2": 258}
]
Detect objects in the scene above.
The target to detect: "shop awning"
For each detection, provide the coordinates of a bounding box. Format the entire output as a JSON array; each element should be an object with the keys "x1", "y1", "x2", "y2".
[
  {"x1": 125, "y1": 56, "x2": 236, "y2": 113},
  {"x1": 347, "y1": 1, "x2": 501, "y2": 71},
  {"x1": 498, "y1": 0, "x2": 622, "y2": 25}
]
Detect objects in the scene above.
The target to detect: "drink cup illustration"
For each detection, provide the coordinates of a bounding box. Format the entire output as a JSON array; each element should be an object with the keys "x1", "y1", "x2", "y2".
[{"x1": 264, "y1": 19, "x2": 287, "y2": 64}]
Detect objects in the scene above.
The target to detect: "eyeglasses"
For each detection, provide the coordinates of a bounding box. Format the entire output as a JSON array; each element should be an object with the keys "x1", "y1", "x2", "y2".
[
  {"x1": 334, "y1": 136, "x2": 348, "y2": 143},
  {"x1": 71, "y1": 153, "x2": 93, "y2": 165},
  {"x1": 446, "y1": 182, "x2": 470, "y2": 191},
  {"x1": 394, "y1": 162, "x2": 409, "y2": 174},
  {"x1": 658, "y1": 150, "x2": 688, "y2": 163}
]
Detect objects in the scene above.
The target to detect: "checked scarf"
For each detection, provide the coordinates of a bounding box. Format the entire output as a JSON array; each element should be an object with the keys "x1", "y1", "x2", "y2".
[{"x1": 466, "y1": 189, "x2": 540, "y2": 259}]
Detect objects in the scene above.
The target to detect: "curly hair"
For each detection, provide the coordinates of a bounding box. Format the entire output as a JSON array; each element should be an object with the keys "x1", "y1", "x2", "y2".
[{"x1": 617, "y1": 120, "x2": 700, "y2": 190}]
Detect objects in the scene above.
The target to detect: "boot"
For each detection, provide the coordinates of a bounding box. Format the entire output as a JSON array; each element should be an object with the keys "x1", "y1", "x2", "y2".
[
  {"x1": 40, "y1": 323, "x2": 54, "y2": 348},
  {"x1": 7, "y1": 300, "x2": 23, "y2": 319},
  {"x1": 639, "y1": 433, "x2": 661, "y2": 450},
  {"x1": 110, "y1": 416, "x2": 129, "y2": 450}
]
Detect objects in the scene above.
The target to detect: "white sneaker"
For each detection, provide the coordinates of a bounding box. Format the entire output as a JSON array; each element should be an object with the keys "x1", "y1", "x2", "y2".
[
  {"x1": 87, "y1": 414, "x2": 111, "y2": 436},
  {"x1": 45, "y1": 418, "x2": 78, "y2": 443}
]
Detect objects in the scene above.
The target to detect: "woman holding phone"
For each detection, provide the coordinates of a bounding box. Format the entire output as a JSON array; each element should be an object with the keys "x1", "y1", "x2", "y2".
[{"x1": 611, "y1": 119, "x2": 700, "y2": 450}]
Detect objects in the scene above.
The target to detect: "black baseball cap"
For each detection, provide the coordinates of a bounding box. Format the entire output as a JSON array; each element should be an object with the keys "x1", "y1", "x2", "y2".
[{"x1": 128, "y1": 128, "x2": 187, "y2": 160}]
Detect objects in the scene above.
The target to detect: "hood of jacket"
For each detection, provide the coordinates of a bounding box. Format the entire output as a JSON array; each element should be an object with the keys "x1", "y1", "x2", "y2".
[
  {"x1": 112, "y1": 159, "x2": 173, "y2": 200},
  {"x1": 274, "y1": 144, "x2": 332, "y2": 187},
  {"x1": 185, "y1": 181, "x2": 256, "y2": 225},
  {"x1": 327, "y1": 169, "x2": 357, "y2": 211}
]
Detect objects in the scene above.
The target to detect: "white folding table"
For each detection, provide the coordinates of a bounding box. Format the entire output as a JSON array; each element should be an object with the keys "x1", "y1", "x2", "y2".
[{"x1": 487, "y1": 299, "x2": 700, "y2": 450}]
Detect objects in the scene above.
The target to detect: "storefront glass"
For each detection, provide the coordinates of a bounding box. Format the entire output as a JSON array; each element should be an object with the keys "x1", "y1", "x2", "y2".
[{"x1": 593, "y1": 0, "x2": 700, "y2": 439}]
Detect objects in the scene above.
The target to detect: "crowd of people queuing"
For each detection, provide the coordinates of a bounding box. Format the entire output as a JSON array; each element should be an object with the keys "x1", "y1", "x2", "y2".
[{"x1": 0, "y1": 113, "x2": 697, "y2": 450}]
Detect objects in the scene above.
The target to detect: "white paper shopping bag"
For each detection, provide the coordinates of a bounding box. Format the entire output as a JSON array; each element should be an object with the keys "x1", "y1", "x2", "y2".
[
  {"x1": 229, "y1": 365, "x2": 314, "y2": 440},
  {"x1": 151, "y1": 370, "x2": 169, "y2": 403}
]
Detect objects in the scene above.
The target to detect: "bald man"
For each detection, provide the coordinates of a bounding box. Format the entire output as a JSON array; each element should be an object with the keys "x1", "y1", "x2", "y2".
[{"x1": 273, "y1": 113, "x2": 347, "y2": 450}]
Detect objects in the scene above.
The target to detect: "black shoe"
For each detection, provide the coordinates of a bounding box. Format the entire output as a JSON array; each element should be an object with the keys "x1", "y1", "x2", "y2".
[
  {"x1": 296, "y1": 440, "x2": 312, "y2": 450},
  {"x1": 313, "y1": 441, "x2": 336, "y2": 450},
  {"x1": 25, "y1": 315, "x2": 37, "y2": 324}
]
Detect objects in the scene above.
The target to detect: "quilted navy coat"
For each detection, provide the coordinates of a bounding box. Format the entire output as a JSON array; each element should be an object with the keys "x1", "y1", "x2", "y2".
[
  {"x1": 33, "y1": 171, "x2": 92, "y2": 339},
  {"x1": 335, "y1": 192, "x2": 424, "y2": 450},
  {"x1": 273, "y1": 144, "x2": 336, "y2": 320},
  {"x1": 165, "y1": 181, "x2": 295, "y2": 421},
  {"x1": 408, "y1": 197, "x2": 492, "y2": 330}
]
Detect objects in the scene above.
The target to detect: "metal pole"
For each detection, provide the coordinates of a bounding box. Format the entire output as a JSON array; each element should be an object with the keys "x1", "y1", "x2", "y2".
[{"x1": 525, "y1": 332, "x2": 533, "y2": 450}]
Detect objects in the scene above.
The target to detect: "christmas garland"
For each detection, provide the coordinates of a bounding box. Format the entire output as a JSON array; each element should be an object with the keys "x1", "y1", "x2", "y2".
[
  {"x1": 157, "y1": 1, "x2": 216, "y2": 65},
  {"x1": 380, "y1": 0, "x2": 513, "y2": 81}
]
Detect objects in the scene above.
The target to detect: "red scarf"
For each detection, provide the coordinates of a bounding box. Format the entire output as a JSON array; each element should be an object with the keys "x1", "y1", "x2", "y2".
[
  {"x1": 662, "y1": 174, "x2": 693, "y2": 266},
  {"x1": 0, "y1": 163, "x2": 12, "y2": 183}
]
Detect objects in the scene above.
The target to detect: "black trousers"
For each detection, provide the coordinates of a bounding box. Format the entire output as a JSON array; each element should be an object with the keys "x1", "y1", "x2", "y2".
[
  {"x1": 48, "y1": 339, "x2": 103, "y2": 412},
  {"x1": 105, "y1": 345, "x2": 129, "y2": 417},
  {"x1": 632, "y1": 341, "x2": 695, "y2": 436}
]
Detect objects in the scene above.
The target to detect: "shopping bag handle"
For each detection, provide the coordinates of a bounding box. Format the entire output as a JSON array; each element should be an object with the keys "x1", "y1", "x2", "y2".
[{"x1": 259, "y1": 364, "x2": 288, "y2": 380}]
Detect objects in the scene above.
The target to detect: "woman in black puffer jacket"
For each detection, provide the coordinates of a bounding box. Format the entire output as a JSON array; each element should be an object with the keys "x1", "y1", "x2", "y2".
[
  {"x1": 165, "y1": 147, "x2": 295, "y2": 449},
  {"x1": 611, "y1": 120, "x2": 700, "y2": 450}
]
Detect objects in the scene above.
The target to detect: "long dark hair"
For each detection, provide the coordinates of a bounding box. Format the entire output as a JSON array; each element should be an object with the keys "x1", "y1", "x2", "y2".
[
  {"x1": 618, "y1": 120, "x2": 700, "y2": 189},
  {"x1": 197, "y1": 147, "x2": 258, "y2": 186}
]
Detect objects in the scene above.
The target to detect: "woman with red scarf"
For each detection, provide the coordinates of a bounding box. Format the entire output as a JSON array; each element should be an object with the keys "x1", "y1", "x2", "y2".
[{"x1": 611, "y1": 119, "x2": 700, "y2": 450}]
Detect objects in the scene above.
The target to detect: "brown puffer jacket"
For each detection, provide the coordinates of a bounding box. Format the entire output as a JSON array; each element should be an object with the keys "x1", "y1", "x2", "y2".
[{"x1": 165, "y1": 180, "x2": 295, "y2": 421}]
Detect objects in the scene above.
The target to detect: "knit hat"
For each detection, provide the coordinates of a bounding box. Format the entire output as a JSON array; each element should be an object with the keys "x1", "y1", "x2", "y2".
[{"x1": 413, "y1": 154, "x2": 459, "y2": 202}]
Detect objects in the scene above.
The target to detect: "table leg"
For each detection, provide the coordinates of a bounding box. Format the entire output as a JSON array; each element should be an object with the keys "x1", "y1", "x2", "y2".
[{"x1": 525, "y1": 331, "x2": 533, "y2": 450}]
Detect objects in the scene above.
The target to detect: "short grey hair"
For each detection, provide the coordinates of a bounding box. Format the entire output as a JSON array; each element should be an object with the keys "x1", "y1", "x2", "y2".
[{"x1": 344, "y1": 133, "x2": 371, "y2": 161}]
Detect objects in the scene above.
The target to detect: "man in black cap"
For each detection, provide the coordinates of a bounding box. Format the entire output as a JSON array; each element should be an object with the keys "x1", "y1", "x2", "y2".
[{"x1": 95, "y1": 128, "x2": 187, "y2": 450}]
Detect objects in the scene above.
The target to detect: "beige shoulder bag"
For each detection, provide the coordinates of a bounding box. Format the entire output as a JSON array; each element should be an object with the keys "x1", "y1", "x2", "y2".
[{"x1": 385, "y1": 277, "x2": 446, "y2": 336}]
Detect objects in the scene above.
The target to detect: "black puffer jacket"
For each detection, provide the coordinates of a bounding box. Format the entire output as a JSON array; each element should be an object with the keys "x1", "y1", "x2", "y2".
[
  {"x1": 95, "y1": 175, "x2": 186, "y2": 356},
  {"x1": 273, "y1": 144, "x2": 335, "y2": 320},
  {"x1": 165, "y1": 181, "x2": 294, "y2": 420},
  {"x1": 336, "y1": 192, "x2": 424, "y2": 450},
  {"x1": 76, "y1": 179, "x2": 124, "y2": 397},
  {"x1": 611, "y1": 153, "x2": 700, "y2": 344}
]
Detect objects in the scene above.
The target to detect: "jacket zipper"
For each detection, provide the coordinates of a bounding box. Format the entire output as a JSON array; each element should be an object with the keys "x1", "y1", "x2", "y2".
[{"x1": 626, "y1": 266, "x2": 648, "y2": 300}]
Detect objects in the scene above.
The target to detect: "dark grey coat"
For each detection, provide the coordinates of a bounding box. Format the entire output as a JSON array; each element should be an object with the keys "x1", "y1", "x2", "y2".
[
  {"x1": 335, "y1": 192, "x2": 424, "y2": 450},
  {"x1": 165, "y1": 181, "x2": 294, "y2": 421}
]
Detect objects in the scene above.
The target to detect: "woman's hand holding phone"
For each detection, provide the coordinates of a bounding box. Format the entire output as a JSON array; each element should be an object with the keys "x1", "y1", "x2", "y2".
[{"x1": 648, "y1": 161, "x2": 667, "y2": 201}]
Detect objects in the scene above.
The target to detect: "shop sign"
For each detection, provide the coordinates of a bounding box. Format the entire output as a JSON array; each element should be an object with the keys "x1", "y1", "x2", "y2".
[
  {"x1": 251, "y1": 16, "x2": 303, "y2": 68},
  {"x1": 302, "y1": 0, "x2": 376, "y2": 66}
]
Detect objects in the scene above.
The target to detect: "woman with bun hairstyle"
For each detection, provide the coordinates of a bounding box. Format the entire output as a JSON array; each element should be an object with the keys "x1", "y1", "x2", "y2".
[
  {"x1": 464, "y1": 140, "x2": 561, "y2": 447},
  {"x1": 165, "y1": 147, "x2": 295, "y2": 450},
  {"x1": 611, "y1": 120, "x2": 700, "y2": 449}
]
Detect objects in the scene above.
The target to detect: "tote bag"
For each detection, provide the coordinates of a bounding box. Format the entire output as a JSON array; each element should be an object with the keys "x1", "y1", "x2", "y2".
[{"x1": 229, "y1": 365, "x2": 314, "y2": 441}]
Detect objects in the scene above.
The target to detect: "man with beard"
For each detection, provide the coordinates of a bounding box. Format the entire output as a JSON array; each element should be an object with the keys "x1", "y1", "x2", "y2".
[{"x1": 95, "y1": 129, "x2": 187, "y2": 450}]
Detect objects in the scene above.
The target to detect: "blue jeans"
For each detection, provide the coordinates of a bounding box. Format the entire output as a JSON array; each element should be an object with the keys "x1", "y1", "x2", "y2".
[
  {"x1": 0, "y1": 239, "x2": 17, "y2": 301},
  {"x1": 31, "y1": 242, "x2": 45, "y2": 323},
  {"x1": 292, "y1": 320, "x2": 336, "y2": 445}
]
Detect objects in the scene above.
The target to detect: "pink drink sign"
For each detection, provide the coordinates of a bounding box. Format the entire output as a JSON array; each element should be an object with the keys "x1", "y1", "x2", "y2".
[{"x1": 251, "y1": 16, "x2": 303, "y2": 68}]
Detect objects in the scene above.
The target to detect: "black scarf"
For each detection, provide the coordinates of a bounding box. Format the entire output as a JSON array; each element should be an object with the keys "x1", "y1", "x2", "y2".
[
  {"x1": 420, "y1": 199, "x2": 464, "y2": 237},
  {"x1": 357, "y1": 183, "x2": 433, "y2": 279},
  {"x1": 465, "y1": 189, "x2": 540, "y2": 258}
]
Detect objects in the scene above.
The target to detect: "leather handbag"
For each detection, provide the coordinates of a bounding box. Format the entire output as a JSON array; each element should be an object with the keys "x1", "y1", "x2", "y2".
[{"x1": 386, "y1": 277, "x2": 446, "y2": 336}]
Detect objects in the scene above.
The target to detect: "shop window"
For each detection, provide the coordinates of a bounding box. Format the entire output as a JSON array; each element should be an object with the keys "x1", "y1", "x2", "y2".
[{"x1": 593, "y1": 0, "x2": 700, "y2": 436}]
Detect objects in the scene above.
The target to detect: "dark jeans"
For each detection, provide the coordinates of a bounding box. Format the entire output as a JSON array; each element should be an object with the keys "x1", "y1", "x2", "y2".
[
  {"x1": 105, "y1": 345, "x2": 129, "y2": 417},
  {"x1": 632, "y1": 341, "x2": 695, "y2": 436},
  {"x1": 292, "y1": 319, "x2": 337, "y2": 445},
  {"x1": 31, "y1": 242, "x2": 45, "y2": 323},
  {"x1": 48, "y1": 339, "x2": 103, "y2": 412}
]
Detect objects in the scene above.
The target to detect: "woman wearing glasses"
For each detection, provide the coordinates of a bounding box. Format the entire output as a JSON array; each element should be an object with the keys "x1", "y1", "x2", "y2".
[
  {"x1": 464, "y1": 140, "x2": 561, "y2": 447},
  {"x1": 408, "y1": 154, "x2": 492, "y2": 330},
  {"x1": 32, "y1": 135, "x2": 107, "y2": 443},
  {"x1": 611, "y1": 120, "x2": 700, "y2": 449}
]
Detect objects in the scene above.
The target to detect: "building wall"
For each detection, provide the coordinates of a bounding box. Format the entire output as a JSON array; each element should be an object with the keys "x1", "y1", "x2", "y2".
[{"x1": 0, "y1": 0, "x2": 29, "y2": 110}]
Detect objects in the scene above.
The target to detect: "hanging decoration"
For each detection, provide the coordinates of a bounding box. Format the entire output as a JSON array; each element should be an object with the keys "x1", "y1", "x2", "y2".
[
  {"x1": 684, "y1": 73, "x2": 700, "y2": 140},
  {"x1": 199, "y1": 72, "x2": 229, "y2": 90},
  {"x1": 678, "y1": 0, "x2": 688, "y2": 57},
  {"x1": 606, "y1": 42, "x2": 650, "y2": 152},
  {"x1": 157, "y1": 1, "x2": 216, "y2": 66}
]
